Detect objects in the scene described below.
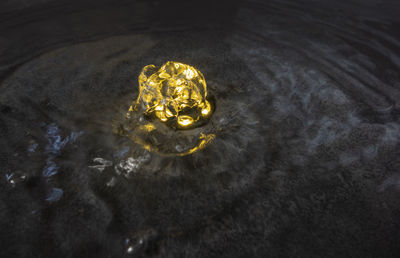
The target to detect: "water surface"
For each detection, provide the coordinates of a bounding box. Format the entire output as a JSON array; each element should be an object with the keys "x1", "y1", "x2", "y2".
[{"x1": 1, "y1": 0, "x2": 400, "y2": 257}]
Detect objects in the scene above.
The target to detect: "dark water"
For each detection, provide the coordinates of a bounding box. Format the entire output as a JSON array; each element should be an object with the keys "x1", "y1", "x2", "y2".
[{"x1": 1, "y1": 0, "x2": 400, "y2": 257}]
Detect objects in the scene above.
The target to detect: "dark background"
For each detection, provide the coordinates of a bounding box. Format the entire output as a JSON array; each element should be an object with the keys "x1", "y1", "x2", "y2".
[{"x1": 1, "y1": 0, "x2": 400, "y2": 257}]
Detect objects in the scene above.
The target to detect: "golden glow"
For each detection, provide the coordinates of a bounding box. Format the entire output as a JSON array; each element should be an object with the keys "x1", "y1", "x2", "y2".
[
  {"x1": 201, "y1": 101, "x2": 211, "y2": 116},
  {"x1": 129, "y1": 132, "x2": 216, "y2": 157},
  {"x1": 132, "y1": 61, "x2": 212, "y2": 128},
  {"x1": 177, "y1": 133, "x2": 215, "y2": 156},
  {"x1": 177, "y1": 115, "x2": 194, "y2": 127},
  {"x1": 139, "y1": 123, "x2": 156, "y2": 132},
  {"x1": 119, "y1": 61, "x2": 216, "y2": 157}
]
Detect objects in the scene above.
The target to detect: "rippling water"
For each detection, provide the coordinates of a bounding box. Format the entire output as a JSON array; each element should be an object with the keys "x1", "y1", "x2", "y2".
[{"x1": 1, "y1": 0, "x2": 400, "y2": 257}]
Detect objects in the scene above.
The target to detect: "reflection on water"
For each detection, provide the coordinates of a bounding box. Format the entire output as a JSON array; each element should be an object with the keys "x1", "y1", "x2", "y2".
[
  {"x1": 89, "y1": 157, "x2": 113, "y2": 172},
  {"x1": 42, "y1": 124, "x2": 83, "y2": 202},
  {"x1": 1, "y1": 0, "x2": 400, "y2": 257},
  {"x1": 5, "y1": 172, "x2": 26, "y2": 187}
]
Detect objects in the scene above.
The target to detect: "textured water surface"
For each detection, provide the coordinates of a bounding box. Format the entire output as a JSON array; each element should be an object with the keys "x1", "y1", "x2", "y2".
[{"x1": 1, "y1": 0, "x2": 400, "y2": 257}]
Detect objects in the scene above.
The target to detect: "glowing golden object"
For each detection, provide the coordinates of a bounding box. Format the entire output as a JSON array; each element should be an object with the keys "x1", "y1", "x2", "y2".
[
  {"x1": 132, "y1": 61, "x2": 212, "y2": 128},
  {"x1": 119, "y1": 61, "x2": 216, "y2": 156}
]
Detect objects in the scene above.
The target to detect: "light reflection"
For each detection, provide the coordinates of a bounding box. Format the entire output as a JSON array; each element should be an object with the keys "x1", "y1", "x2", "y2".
[
  {"x1": 119, "y1": 62, "x2": 216, "y2": 157},
  {"x1": 42, "y1": 123, "x2": 83, "y2": 202},
  {"x1": 130, "y1": 61, "x2": 212, "y2": 129},
  {"x1": 177, "y1": 115, "x2": 193, "y2": 127}
]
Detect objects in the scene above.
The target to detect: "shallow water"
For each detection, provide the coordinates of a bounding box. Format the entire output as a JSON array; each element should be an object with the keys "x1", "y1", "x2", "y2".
[{"x1": 1, "y1": 0, "x2": 400, "y2": 257}]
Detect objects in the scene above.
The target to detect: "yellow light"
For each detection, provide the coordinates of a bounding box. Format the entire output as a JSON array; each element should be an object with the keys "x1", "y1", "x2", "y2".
[
  {"x1": 119, "y1": 61, "x2": 216, "y2": 157},
  {"x1": 132, "y1": 61, "x2": 212, "y2": 128},
  {"x1": 139, "y1": 123, "x2": 156, "y2": 132},
  {"x1": 201, "y1": 101, "x2": 211, "y2": 116},
  {"x1": 177, "y1": 115, "x2": 194, "y2": 127}
]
